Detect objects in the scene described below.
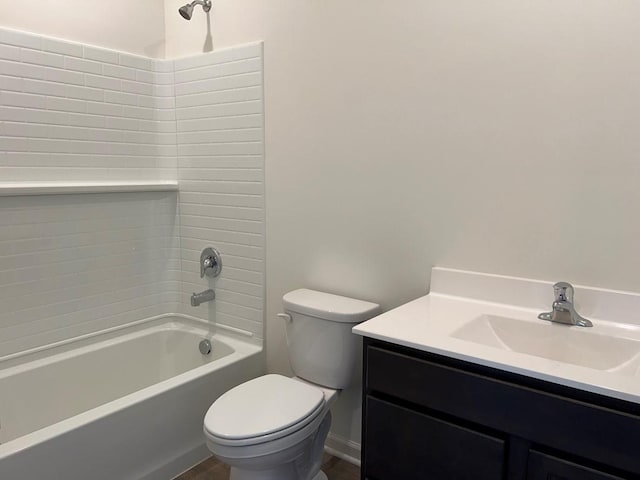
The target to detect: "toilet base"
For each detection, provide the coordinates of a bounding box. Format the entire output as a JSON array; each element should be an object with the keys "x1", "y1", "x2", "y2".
[{"x1": 313, "y1": 471, "x2": 328, "y2": 480}]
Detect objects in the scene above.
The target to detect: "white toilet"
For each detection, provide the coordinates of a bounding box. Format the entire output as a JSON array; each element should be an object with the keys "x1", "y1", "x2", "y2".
[{"x1": 203, "y1": 289, "x2": 381, "y2": 480}]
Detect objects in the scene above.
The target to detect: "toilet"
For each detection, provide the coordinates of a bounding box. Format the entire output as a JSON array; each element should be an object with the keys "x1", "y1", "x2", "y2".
[{"x1": 203, "y1": 289, "x2": 381, "y2": 480}]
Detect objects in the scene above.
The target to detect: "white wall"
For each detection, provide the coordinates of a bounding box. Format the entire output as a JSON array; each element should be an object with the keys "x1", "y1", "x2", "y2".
[
  {"x1": 164, "y1": 0, "x2": 640, "y2": 450},
  {"x1": 0, "y1": 0, "x2": 166, "y2": 58}
]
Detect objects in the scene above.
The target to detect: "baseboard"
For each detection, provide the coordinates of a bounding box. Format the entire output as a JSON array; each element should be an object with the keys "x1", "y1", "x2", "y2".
[{"x1": 324, "y1": 433, "x2": 361, "y2": 467}]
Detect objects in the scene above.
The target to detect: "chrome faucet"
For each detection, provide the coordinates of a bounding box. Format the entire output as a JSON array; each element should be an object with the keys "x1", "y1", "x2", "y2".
[
  {"x1": 191, "y1": 289, "x2": 215, "y2": 307},
  {"x1": 538, "y1": 282, "x2": 593, "y2": 327}
]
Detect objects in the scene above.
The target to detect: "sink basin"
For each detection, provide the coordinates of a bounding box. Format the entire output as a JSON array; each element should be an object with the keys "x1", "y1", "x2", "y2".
[{"x1": 452, "y1": 314, "x2": 640, "y2": 371}]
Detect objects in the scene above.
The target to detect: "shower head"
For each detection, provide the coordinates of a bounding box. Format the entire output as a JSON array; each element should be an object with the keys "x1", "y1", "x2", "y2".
[
  {"x1": 178, "y1": 4, "x2": 193, "y2": 20},
  {"x1": 178, "y1": 0, "x2": 211, "y2": 20}
]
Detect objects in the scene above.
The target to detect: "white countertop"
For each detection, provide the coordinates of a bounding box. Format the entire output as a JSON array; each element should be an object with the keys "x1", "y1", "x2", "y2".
[{"x1": 353, "y1": 267, "x2": 640, "y2": 405}]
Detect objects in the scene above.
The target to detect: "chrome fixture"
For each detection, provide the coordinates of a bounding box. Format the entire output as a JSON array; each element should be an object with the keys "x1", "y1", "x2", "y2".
[
  {"x1": 178, "y1": 0, "x2": 211, "y2": 20},
  {"x1": 199, "y1": 339, "x2": 212, "y2": 355},
  {"x1": 191, "y1": 289, "x2": 215, "y2": 307},
  {"x1": 200, "y1": 247, "x2": 222, "y2": 278},
  {"x1": 538, "y1": 282, "x2": 593, "y2": 327}
]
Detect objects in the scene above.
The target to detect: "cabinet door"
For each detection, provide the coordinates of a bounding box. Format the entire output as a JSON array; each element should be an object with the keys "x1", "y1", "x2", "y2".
[
  {"x1": 528, "y1": 451, "x2": 628, "y2": 480},
  {"x1": 364, "y1": 396, "x2": 505, "y2": 480}
]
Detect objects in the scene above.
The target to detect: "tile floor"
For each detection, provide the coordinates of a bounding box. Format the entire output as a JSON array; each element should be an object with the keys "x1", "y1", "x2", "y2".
[{"x1": 174, "y1": 453, "x2": 359, "y2": 480}]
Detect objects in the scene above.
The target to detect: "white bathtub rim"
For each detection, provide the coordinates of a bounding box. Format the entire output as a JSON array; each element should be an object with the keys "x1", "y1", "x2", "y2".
[
  {"x1": 0, "y1": 319, "x2": 256, "y2": 379},
  {"x1": 0, "y1": 324, "x2": 258, "y2": 383},
  {"x1": 0, "y1": 313, "x2": 258, "y2": 368},
  {"x1": 0, "y1": 319, "x2": 262, "y2": 459}
]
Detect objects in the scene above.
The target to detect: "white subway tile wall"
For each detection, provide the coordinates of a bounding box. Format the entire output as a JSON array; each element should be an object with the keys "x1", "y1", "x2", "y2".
[
  {"x1": 0, "y1": 28, "x2": 265, "y2": 353},
  {"x1": 0, "y1": 28, "x2": 176, "y2": 182},
  {"x1": 175, "y1": 45, "x2": 264, "y2": 338},
  {"x1": 0, "y1": 192, "x2": 181, "y2": 357}
]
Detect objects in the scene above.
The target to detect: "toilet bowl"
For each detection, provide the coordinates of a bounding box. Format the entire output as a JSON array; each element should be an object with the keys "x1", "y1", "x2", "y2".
[
  {"x1": 203, "y1": 289, "x2": 381, "y2": 480},
  {"x1": 204, "y1": 375, "x2": 337, "y2": 480}
]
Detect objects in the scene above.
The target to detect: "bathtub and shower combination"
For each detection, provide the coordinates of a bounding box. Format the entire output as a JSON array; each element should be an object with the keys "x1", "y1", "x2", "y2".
[
  {"x1": 0, "y1": 314, "x2": 263, "y2": 479},
  {"x1": 0, "y1": 13, "x2": 267, "y2": 479}
]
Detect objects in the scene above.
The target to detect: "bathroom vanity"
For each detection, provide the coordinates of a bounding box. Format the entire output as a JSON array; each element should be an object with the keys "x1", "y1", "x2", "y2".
[
  {"x1": 362, "y1": 338, "x2": 640, "y2": 480},
  {"x1": 354, "y1": 268, "x2": 640, "y2": 480}
]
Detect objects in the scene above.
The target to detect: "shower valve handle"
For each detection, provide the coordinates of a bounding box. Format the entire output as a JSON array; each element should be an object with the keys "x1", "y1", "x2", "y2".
[{"x1": 200, "y1": 247, "x2": 222, "y2": 278}]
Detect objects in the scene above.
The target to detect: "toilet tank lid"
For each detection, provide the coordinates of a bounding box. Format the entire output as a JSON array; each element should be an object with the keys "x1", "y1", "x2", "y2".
[{"x1": 283, "y1": 289, "x2": 381, "y2": 323}]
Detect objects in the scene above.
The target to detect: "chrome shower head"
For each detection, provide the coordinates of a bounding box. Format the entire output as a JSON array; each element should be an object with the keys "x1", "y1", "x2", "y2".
[
  {"x1": 178, "y1": 4, "x2": 194, "y2": 20},
  {"x1": 178, "y1": 0, "x2": 211, "y2": 20}
]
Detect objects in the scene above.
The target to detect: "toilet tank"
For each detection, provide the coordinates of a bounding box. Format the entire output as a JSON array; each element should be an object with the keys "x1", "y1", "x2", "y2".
[{"x1": 282, "y1": 289, "x2": 381, "y2": 389}]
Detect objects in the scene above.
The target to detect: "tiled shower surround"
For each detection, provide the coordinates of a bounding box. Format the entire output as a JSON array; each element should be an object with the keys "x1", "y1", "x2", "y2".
[
  {"x1": 174, "y1": 48, "x2": 264, "y2": 331},
  {"x1": 0, "y1": 28, "x2": 264, "y2": 356}
]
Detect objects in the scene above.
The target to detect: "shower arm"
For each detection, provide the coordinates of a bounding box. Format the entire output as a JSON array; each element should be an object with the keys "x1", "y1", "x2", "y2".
[{"x1": 190, "y1": 0, "x2": 212, "y2": 12}]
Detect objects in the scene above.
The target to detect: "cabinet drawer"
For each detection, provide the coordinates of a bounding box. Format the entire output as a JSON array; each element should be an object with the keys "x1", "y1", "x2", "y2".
[
  {"x1": 528, "y1": 450, "x2": 627, "y2": 480},
  {"x1": 364, "y1": 396, "x2": 505, "y2": 480},
  {"x1": 366, "y1": 344, "x2": 640, "y2": 475}
]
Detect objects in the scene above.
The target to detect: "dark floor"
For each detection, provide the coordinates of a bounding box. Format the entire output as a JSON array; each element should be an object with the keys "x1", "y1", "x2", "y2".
[{"x1": 174, "y1": 453, "x2": 359, "y2": 480}]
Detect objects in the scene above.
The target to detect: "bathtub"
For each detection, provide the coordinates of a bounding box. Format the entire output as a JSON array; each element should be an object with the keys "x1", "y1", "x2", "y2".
[{"x1": 0, "y1": 314, "x2": 264, "y2": 480}]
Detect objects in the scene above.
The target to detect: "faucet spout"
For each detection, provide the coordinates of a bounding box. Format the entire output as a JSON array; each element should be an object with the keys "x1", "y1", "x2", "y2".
[
  {"x1": 538, "y1": 282, "x2": 593, "y2": 327},
  {"x1": 191, "y1": 289, "x2": 215, "y2": 307}
]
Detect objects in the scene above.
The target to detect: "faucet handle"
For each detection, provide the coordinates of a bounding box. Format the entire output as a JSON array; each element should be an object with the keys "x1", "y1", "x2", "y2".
[
  {"x1": 553, "y1": 282, "x2": 574, "y2": 302},
  {"x1": 200, "y1": 247, "x2": 222, "y2": 278}
]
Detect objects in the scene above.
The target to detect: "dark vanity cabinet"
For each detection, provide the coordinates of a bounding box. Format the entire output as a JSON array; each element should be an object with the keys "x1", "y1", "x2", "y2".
[{"x1": 361, "y1": 338, "x2": 640, "y2": 480}]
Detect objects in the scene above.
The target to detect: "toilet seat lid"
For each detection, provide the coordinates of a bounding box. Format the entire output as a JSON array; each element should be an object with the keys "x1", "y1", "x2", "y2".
[{"x1": 204, "y1": 374, "x2": 325, "y2": 441}]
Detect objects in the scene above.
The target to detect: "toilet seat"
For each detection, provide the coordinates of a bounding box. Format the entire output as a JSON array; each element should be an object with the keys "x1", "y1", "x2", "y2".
[{"x1": 204, "y1": 374, "x2": 325, "y2": 447}]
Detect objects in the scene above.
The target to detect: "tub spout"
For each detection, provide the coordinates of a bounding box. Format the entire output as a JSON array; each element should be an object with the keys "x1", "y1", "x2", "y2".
[{"x1": 191, "y1": 289, "x2": 215, "y2": 307}]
